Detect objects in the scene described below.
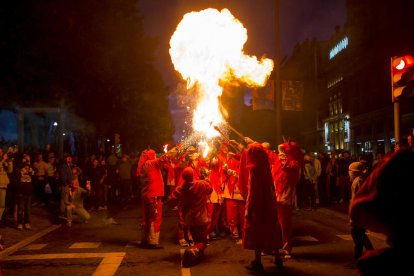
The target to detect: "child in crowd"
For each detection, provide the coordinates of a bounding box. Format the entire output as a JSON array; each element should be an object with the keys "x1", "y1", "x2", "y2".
[{"x1": 347, "y1": 161, "x2": 373, "y2": 268}]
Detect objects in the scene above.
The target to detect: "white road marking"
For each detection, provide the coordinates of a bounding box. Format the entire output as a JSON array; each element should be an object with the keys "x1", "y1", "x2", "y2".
[
  {"x1": 23, "y1": 243, "x2": 48, "y2": 250},
  {"x1": 126, "y1": 241, "x2": 140, "y2": 247},
  {"x1": 70, "y1": 242, "x2": 101, "y2": 249},
  {"x1": 337, "y1": 234, "x2": 353, "y2": 241},
  {"x1": 2, "y1": 252, "x2": 126, "y2": 276},
  {"x1": 294, "y1": 235, "x2": 319, "y2": 242},
  {"x1": 0, "y1": 224, "x2": 61, "y2": 259},
  {"x1": 366, "y1": 231, "x2": 386, "y2": 241},
  {"x1": 93, "y1": 252, "x2": 126, "y2": 276},
  {"x1": 180, "y1": 248, "x2": 191, "y2": 276},
  {"x1": 337, "y1": 232, "x2": 386, "y2": 242}
]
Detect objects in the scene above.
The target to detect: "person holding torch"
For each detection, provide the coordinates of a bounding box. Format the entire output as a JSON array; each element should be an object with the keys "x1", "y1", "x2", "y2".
[{"x1": 137, "y1": 148, "x2": 172, "y2": 249}]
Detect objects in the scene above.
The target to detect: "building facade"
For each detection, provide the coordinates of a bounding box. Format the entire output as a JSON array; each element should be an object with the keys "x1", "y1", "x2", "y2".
[{"x1": 281, "y1": 0, "x2": 414, "y2": 157}]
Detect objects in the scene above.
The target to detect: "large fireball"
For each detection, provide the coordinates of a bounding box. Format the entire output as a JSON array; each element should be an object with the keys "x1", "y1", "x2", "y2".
[{"x1": 169, "y1": 8, "x2": 274, "y2": 139}]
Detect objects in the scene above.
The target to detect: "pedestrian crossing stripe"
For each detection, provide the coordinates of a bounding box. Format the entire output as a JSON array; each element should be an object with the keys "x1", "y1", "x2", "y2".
[
  {"x1": 23, "y1": 244, "x2": 48, "y2": 250},
  {"x1": 294, "y1": 235, "x2": 319, "y2": 242},
  {"x1": 2, "y1": 252, "x2": 126, "y2": 276},
  {"x1": 180, "y1": 249, "x2": 191, "y2": 276},
  {"x1": 366, "y1": 232, "x2": 386, "y2": 241},
  {"x1": 17, "y1": 237, "x2": 322, "y2": 251},
  {"x1": 70, "y1": 242, "x2": 101, "y2": 249},
  {"x1": 337, "y1": 234, "x2": 353, "y2": 241},
  {"x1": 126, "y1": 241, "x2": 140, "y2": 247},
  {"x1": 0, "y1": 225, "x2": 61, "y2": 259},
  {"x1": 337, "y1": 232, "x2": 386, "y2": 241}
]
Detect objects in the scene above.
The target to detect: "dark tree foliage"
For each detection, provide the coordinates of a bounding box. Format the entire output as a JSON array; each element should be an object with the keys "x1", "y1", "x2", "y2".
[{"x1": 0, "y1": 0, "x2": 173, "y2": 151}]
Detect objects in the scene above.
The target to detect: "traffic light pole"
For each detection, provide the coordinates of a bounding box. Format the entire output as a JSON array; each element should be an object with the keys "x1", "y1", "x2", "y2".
[
  {"x1": 394, "y1": 101, "x2": 400, "y2": 146},
  {"x1": 391, "y1": 56, "x2": 401, "y2": 147}
]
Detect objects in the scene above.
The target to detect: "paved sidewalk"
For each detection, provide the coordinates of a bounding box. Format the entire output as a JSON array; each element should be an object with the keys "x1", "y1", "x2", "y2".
[
  {"x1": 0, "y1": 202, "x2": 119, "y2": 259},
  {"x1": 0, "y1": 205, "x2": 58, "y2": 258}
]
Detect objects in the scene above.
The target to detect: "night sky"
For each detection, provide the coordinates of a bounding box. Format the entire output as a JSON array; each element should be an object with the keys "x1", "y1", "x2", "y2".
[
  {"x1": 0, "y1": 0, "x2": 347, "y2": 145},
  {"x1": 139, "y1": 0, "x2": 346, "y2": 87}
]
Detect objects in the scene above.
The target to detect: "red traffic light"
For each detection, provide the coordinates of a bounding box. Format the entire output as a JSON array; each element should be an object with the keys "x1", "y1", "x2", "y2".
[
  {"x1": 392, "y1": 55, "x2": 414, "y2": 71},
  {"x1": 392, "y1": 55, "x2": 414, "y2": 102}
]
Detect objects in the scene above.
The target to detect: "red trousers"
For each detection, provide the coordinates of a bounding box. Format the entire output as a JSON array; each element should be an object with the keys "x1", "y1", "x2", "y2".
[
  {"x1": 141, "y1": 197, "x2": 163, "y2": 245},
  {"x1": 276, "y1": 202, "x2": 293, "y2": 253},
  {"x1": 189, "y1": 224, "x2": 208, "y2": 251},
  {"x1": 225, "y1": 199, "x2": 245, "y2": 239},
  {"x1": 177, "y1": 206, "x2": 191, "y2": 240},
  {"x1": 206, "y1": 202, "x2": 226, "y2": 235}
]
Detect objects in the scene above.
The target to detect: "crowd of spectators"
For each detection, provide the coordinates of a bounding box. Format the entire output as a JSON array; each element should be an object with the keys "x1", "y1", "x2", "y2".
[{"x1": 0, "y1": 144, "x2": 141, "y2": 230}]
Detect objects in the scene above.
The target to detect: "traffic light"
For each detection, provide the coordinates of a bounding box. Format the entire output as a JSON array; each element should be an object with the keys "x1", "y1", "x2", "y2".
[{"x1": 391, "y1": 55, "x2": 414, "y2": 102}]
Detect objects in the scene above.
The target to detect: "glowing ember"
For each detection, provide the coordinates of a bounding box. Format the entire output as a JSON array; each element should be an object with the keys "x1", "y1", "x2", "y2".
[
  {"x1": 170, "y1": 8, "x2": 274, "y2": 139},
  {"x1": 163, "y1": 144, "x2": 168, "y2": 153}
]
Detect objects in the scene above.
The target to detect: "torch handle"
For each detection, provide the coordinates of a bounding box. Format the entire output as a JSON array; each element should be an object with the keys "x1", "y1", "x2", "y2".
[
  {"x1": 227, "y1": 124, "x2": 246, "y2": 143},
  {"x1": 214, "y1": 126, "x2": 242, "y2": 152}
]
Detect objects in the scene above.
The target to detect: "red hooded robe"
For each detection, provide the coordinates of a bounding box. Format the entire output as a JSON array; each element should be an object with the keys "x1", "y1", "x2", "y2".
[
  {"x1": 242, "y1": 143, "x2": 281, "y2": 251},
  {"x1": 272, "y1": 141, "x2": 303, "y2": 204}
]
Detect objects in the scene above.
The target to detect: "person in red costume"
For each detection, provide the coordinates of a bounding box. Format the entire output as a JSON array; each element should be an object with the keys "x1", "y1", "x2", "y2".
[
  {"x1": 178, "y1": 146, "x2": 206, "y2": 187},
  {"x1": 241, "y1": 142, "x2": 283, "y2": 272},
  {"x1": 222, "y1": 151, "x2": 244, "y2": 243},
  {"x1": 272, "y1": 141, "x2": 303, "y2": 259},
  {"x1": 176, "y1": 146, "x2": 207, "y2": 246},
  {"x1": 165, "y1": 146, "x2": 192, "y2": 246},
  {"x1": 206, "y1": 142, "x2": 228, "y2": 241},
  {"x1": 167, "y1": 167, "x2": 213, "y2": 267},
  {"x1": 138, "y1": 149, "x2": 170, "y2": 249}
]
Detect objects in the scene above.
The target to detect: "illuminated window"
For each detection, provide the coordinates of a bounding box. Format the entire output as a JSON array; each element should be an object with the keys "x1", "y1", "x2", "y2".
[
  {"x1": 329, "y1": 36, "x2": 349, "y2": 60},
  {"x1": 335, "y1": 133, "x2": 340, "y2": 149},
  {"x1": 364, "y1": 141, "x2": 372, "y2": 153},
  {"x1": 324, "y1": 122, "x2": 329, "y2": 143},
  {"x1": 327, "y1": 75, "x2": 343, "y2": 88},
  {"x1": 344, "y1": 115, "x2": 350, "y2": 143}
]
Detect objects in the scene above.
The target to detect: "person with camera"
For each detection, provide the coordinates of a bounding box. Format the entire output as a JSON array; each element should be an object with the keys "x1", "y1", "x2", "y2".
[{"x1": 63, "y1": 166, "x2": 91, "y2": 227}]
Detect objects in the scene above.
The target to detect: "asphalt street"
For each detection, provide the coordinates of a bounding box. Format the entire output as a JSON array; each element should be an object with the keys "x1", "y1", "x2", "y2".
[{"x1": 0, "y1": 201, "x2": 387, "y2": 275}]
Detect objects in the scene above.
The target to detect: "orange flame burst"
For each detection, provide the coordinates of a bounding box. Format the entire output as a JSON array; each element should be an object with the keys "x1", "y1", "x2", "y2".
[
  {"x1": 170, "y1": 8, "x2": 274, "y2": 139},
  {"x1": 198, "y1": 139, "x2": 210, "y2": 158}
]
